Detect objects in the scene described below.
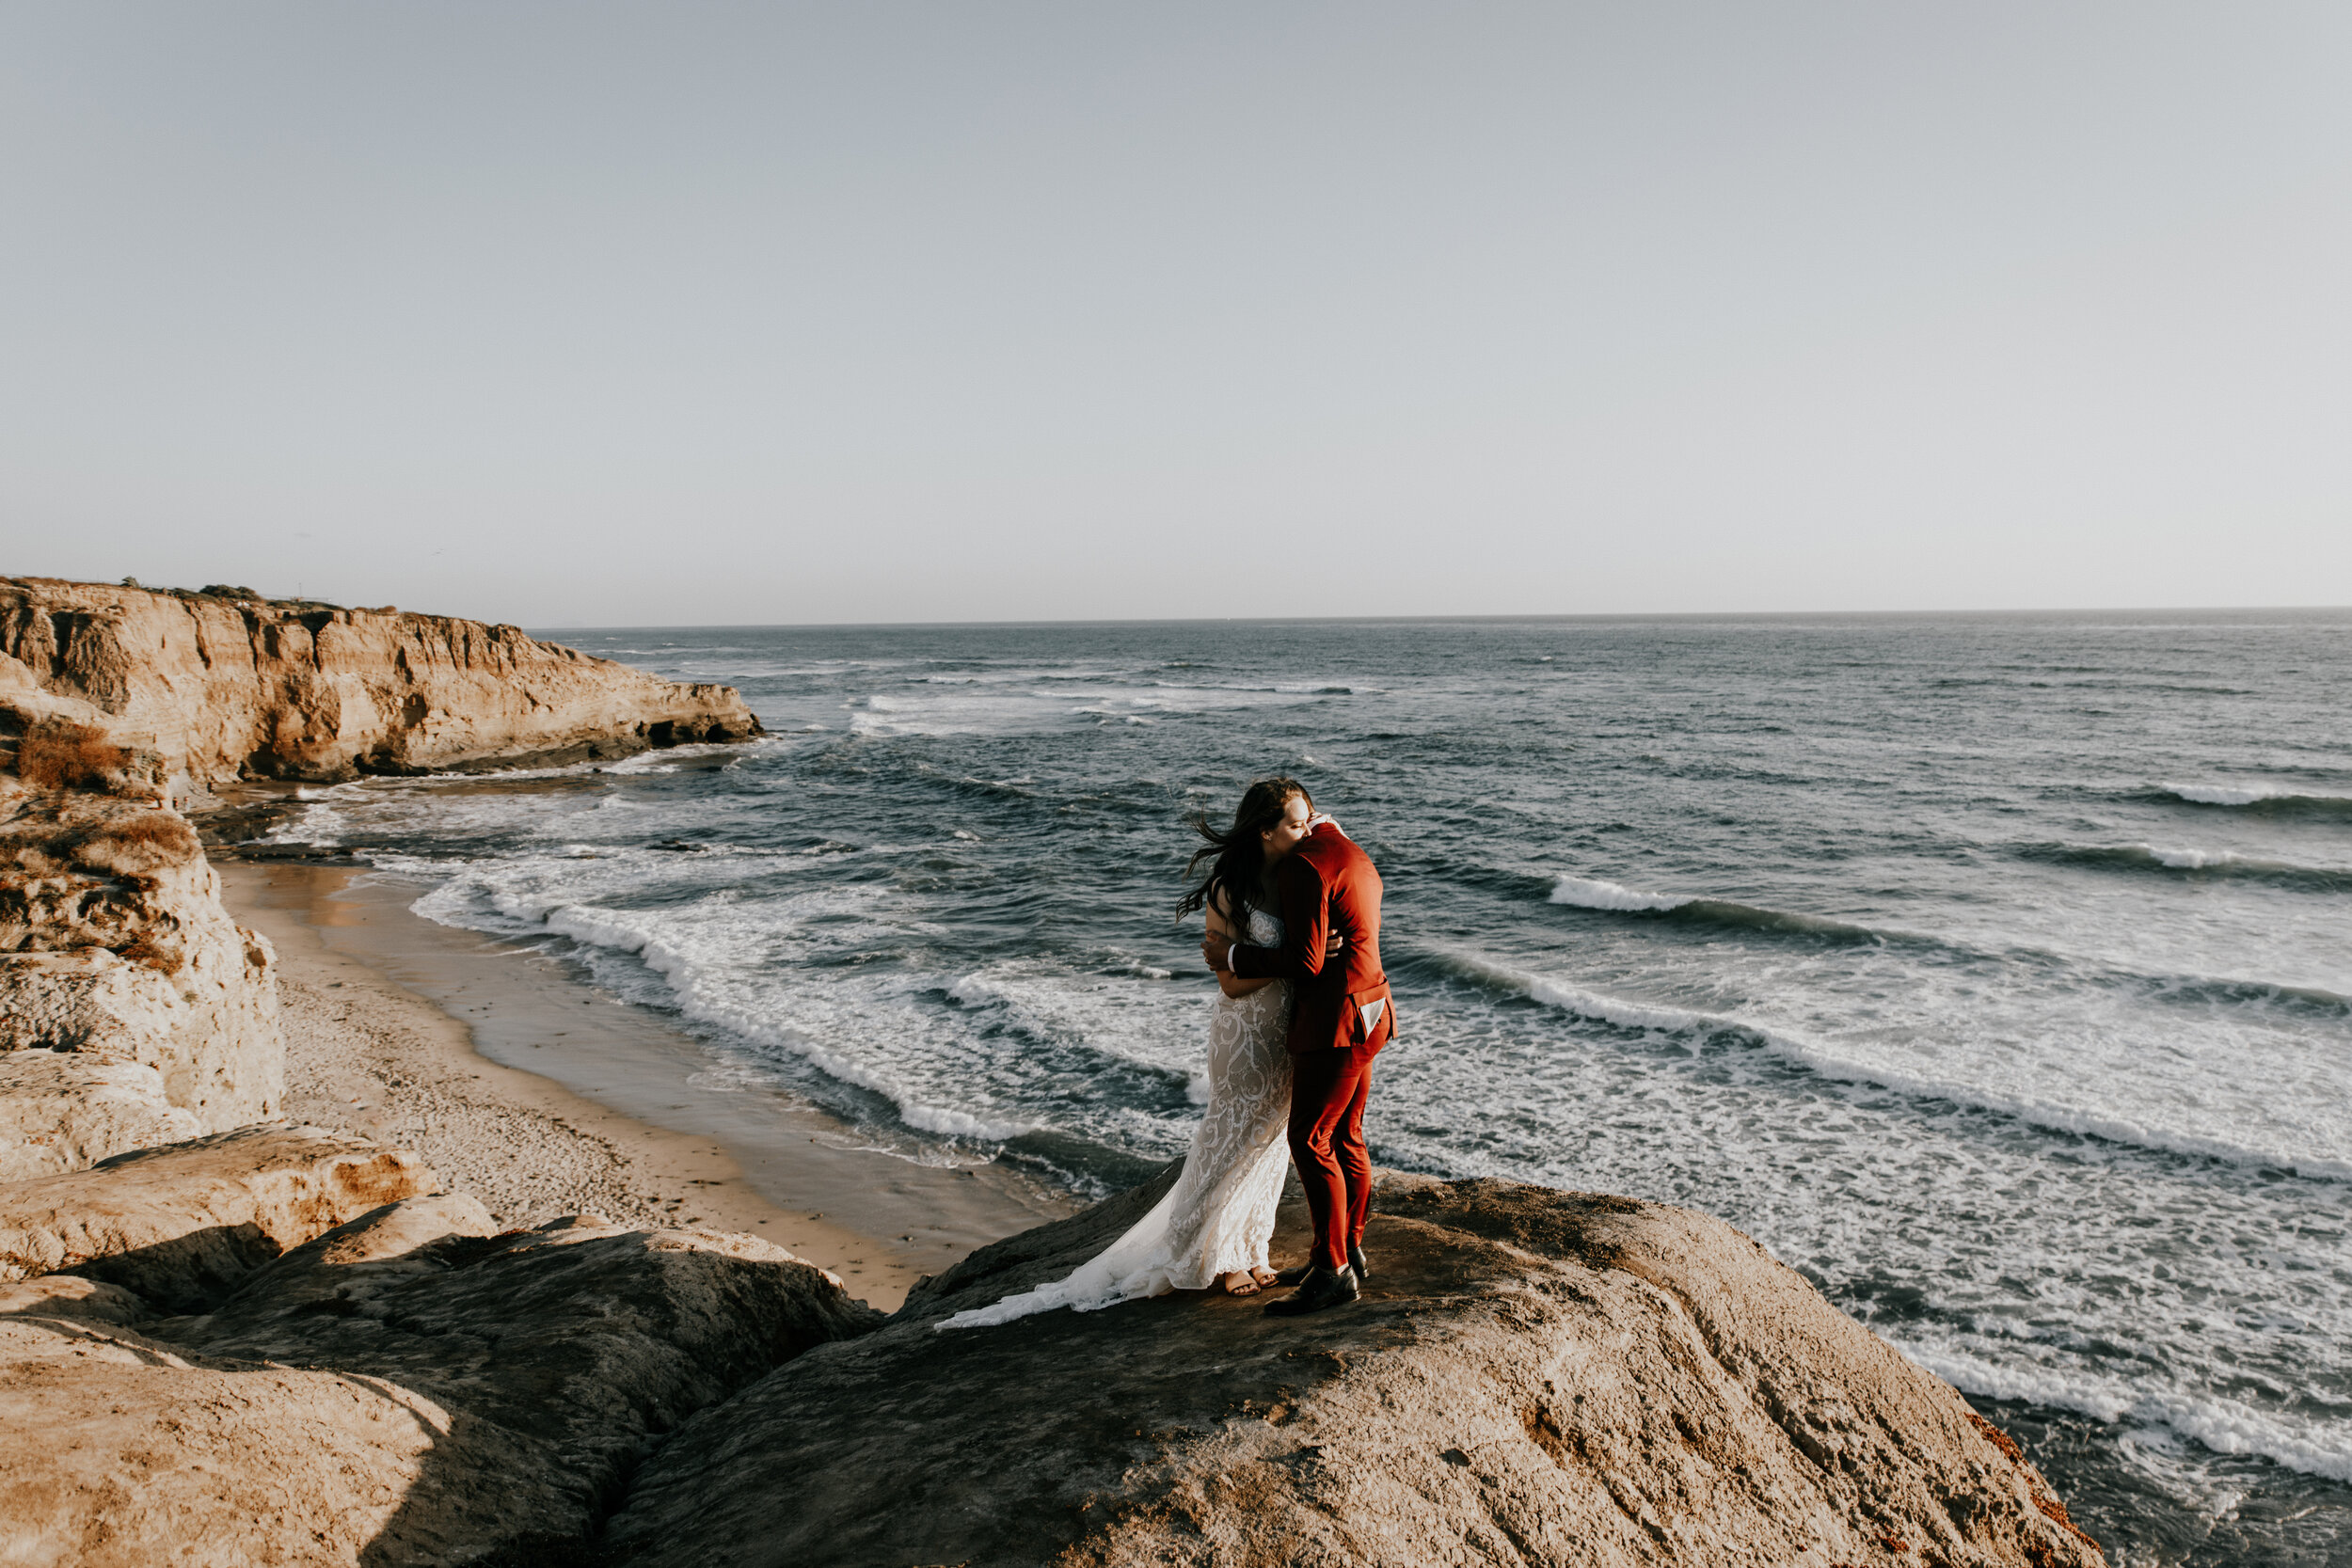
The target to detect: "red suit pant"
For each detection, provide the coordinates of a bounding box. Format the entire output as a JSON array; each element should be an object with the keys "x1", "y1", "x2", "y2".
[{"x1": 1287, "y1": 1041, "x2": 1382, "y2": 1272}]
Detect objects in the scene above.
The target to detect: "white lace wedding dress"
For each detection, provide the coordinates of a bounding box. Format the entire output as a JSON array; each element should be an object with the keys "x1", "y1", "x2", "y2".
[{"x1": 939, "y1": 907, "x2": 1295, "y2": 1329}]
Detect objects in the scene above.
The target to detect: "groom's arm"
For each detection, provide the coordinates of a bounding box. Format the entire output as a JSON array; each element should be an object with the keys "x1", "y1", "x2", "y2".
[{"x1": 1228, "y1": 855, "x2": 1328, "y2": 982}]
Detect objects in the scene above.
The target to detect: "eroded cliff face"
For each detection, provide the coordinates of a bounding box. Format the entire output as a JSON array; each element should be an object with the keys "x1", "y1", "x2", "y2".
[
  {"x1": 0, "y1": 783, "x2": 280, "y2": 1148},
  {"x1": 0, "y1": 576, "x2": 760, "y2": 791}
]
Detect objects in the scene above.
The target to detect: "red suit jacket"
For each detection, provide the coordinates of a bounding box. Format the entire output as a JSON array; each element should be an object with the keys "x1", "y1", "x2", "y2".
[{"x1": 1230, "y1": 821, "x2": 1395, "y2": 1054}]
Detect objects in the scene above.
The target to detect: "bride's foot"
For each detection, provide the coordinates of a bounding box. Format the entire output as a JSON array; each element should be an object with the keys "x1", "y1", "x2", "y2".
[
  {"x1": 1251, "y1": 1267, "x2": 1279, "y2": 1289},
  {"x1": 1221, "y1": 1270, "x2": 1263, "y2": 1297}
]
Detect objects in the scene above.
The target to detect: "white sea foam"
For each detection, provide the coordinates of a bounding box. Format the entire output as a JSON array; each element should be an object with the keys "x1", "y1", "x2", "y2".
[
  {"x1": 1548, "y1": 875, "x2": 1692, "y2": 912},
  {"x1": 263, "y1": 801, "x2": 348, "y2": 844},
  {"x1": 2160, "y1": 782, "x2": 2352, "y2": 809},
  {"x1": 1427, "y1": 947, "x2": 2352, "y2": 1181},
  {"x1": 403, "y1": 869, "x2": 1046, "y2": 1146},
  {"x1": 945, "y1": 963, "x2": 1206, "y2": 1084},
  {"x1": 1892, "y1": 1338, "x2": 2352, "y2": 1484},
  {"x1": 2164, "y1": 783, "x2": 2282, "y2": 806}
]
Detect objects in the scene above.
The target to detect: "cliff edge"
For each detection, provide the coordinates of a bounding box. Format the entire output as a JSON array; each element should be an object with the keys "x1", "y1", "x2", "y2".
[
  {"x1": 604, "y1": 1167, "x2": 2106, "y2": 1568},
  {"x1": 0, "y1": 576, "x2": 761, "y2": 793}
]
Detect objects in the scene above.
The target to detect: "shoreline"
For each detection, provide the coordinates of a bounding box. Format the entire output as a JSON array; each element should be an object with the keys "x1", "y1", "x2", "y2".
[{"x1": 217, "y1": 861, "x2": 1075, "y2": 1311}]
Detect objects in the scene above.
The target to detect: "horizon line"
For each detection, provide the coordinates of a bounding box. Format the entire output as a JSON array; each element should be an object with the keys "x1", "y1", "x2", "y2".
[{"x1": 522, "y1": 604, "x2": 2352, "y2": 633}]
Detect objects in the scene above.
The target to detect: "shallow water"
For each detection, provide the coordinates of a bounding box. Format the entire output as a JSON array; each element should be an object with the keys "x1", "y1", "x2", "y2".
[{"x1": 275, "y1": 611, "x2": 2351, "y2": 1564}]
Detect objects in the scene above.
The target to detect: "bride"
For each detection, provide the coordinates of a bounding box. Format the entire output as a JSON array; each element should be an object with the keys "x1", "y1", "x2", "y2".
[{"x1": 939, "y1": 778, "x2": 1327, "y2": 1328}]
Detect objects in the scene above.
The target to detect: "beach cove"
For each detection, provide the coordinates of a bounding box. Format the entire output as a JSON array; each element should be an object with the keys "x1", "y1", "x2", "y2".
[{"x1": 216, "y1": 858, "x2": 1072, "y2": 1311}]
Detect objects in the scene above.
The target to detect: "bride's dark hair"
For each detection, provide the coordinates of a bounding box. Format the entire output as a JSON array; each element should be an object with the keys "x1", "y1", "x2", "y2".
[{"x1": 1177, "y1": 776, "x2": 1311, "y2": 922}]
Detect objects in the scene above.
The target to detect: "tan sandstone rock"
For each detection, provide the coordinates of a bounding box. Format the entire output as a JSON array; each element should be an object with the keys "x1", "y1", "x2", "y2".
[
  {"x1": 0, "y1": 1275, "x2": 151, "y2": 1326},
  {"x1": 604, "y1": 1169, "x2": 2106, "y2": 1568},
  {"x1": 0, "y1": 1123, "x2": 436, "y2": 1311},
  {"x1": 0, "y1": 576, "x2": 761, "y2": 791},
  {"x1": 0, "y1": 1312, "x2": 502, "y2": 1568},
  {"x1": 0, "y1": 785, "x2": 281, "y2": 1135},
  {"x1": 0, "y1": 1200, "x2": 886, "y2": 1567},
  {"x1": 0, "y1": 1051, "x2": 201, "y2": 1183}
]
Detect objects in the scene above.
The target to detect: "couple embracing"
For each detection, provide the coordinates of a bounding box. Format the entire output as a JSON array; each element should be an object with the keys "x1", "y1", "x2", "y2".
[{"x1": 941, "y1": 777, "x2": 1394, "y2": 1329}]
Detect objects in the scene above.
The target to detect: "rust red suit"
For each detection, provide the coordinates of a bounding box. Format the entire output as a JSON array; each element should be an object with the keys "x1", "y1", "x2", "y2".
[{"x1": 1228, "y1": 820, "x2": 1394, "y2": 1273}]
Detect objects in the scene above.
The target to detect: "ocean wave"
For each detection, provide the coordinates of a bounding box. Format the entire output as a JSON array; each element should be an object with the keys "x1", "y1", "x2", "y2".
[
  {"x1": 414, "y1": 880, "x2": 1045, "y2": 1145},
  {"x1": 2141, "y1": 973, "x2": 2351, "y2": 1017},
  {"x1": 2155, "y1": 784, "x2": 2352, "y2": 816},
  {"x1": 262, "y1": 800, "x2": 349, "y2": 845},
  {"x1": 945, "y1": 968, "x2": 1201, "y2": 1092},
  {"x1": 1548, "y1": 876, "x2": 1691, "y2": 912},
  {"x1": 1547, "y1": 876, "x2": 1896, "y2": 942},
  {"x1": 1413, "y1": 947, "x2": 2352, "y2": 1181},
  {"x1": 2021, "y1": 841, "x2": 2352, "y2": 893},
  {"x1": 902, "y1": 668, "x2": 1128, "y2": 686},
  {"x1": 1891, "y1": 1338, "x2": 2352, "y2": 1484},
  {"x1": 1551, "y1": 868, "x2": 2351, "y2": 1013}
]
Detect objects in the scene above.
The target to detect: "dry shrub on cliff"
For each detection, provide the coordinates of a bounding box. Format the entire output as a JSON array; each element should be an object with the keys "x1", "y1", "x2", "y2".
[
  {"x1": 15, "y1": 721, "x2": 135, "y2": 793},
  {"x1": 71, "y1": 812, "x2": 200, "y2": 879}
]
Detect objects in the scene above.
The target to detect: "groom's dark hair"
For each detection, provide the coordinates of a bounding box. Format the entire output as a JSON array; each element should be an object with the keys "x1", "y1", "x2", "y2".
[{"x1": 1177, "y1": 776, "x2": 1312, "y2": 922}]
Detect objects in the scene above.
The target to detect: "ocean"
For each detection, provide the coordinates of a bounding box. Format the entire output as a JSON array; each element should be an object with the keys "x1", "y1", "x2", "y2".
[{"x1": 269, "y1": 611, "x2": 2349, "y2": 1565}]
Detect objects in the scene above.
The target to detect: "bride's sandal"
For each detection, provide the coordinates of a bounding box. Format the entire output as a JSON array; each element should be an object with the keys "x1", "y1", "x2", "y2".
[
  {"x1": 1251, "y1": 1267, "x2": 1279, "y2": 1289},
  {"x1": 1222, "y1": 1271, "x2": 1263, "y2": 1297}
]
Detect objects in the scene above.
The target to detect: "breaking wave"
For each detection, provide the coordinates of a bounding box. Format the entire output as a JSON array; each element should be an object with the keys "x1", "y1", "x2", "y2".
[
  {"x1": 1548, "y1": 876, "x2": 1899, "y2": 943},
  {"x1": 1412, "y1": 947, "x2": 2352, "y2": 1181},
  {"x1": 1893, "y1": 1338, "x2": 2352, "y2": 1484},
  {"x1": 2154, "y1": 784, "x2": 2352, "y2": 816},
  {"x1": 2022, "y1": 842, "x2": 2352, "y2": 893}
]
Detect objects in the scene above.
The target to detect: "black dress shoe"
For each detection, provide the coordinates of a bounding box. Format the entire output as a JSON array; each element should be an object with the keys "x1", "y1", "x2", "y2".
[
  {"x1": 1348, "y1": 1243, "x2": 1370, "y2": 1282},
  {"x1": 1264, "y1": 1265, "x2": 1359, "y2": 1317},
  {"x1": 1274, "y1": 1263, "x2": 1313, "y2": 1287}
]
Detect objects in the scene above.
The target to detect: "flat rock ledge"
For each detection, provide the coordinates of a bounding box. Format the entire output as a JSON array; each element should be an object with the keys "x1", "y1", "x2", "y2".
[
  {"x1": 606, "y1": 1169, "x2": 2106, "y2": 1568},
  {"x1": 0, "y1": 1193, "x2": 882, "y2": 1567},
  {"x1": 0, "y1": 1120, "x2": 437, "y2": 1312}
]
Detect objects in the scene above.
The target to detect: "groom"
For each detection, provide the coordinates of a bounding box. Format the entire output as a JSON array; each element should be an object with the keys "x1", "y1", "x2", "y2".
[{"x1": 1204, "y1": 810, "x2": 1393, "y2": 1316}]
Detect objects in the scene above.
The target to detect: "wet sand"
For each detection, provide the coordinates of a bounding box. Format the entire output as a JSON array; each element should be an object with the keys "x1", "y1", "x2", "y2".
[{"x1": 218, "y1": 862, "x2": 1075, "y2": 1312}]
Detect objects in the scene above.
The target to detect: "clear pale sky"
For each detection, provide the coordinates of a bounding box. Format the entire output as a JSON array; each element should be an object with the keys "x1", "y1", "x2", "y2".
[{"x1": 2, "y1": 4, "x2": 2346, "y2": 626}]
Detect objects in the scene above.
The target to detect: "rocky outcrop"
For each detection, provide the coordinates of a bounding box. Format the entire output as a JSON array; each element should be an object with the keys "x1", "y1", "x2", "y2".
[
  {"x1": 605, "y1": 1170, "x2": 2106, "y2": 1568},
  {"x1": 0, "y1": 1310, "x2": 473, "y2": 1565},
  {"x1": 0, "y1": 575, "x2": 761, "y2": 792},
  {"x1": 0, "y1": 1051, "x2": 200, "y2": 1182},
  {"x1": 0, "y1": 1199, "x2": 882, "y2": 1568},
  {"x1": 0, "y1": 1123, "x2": 435, "y2": 1310},
  {"x1": 0, "y1": 783, "x2": 281, "y2": 1139}
]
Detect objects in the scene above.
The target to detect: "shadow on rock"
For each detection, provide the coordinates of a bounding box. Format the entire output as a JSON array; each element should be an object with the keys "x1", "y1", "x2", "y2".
[
  {"x1": 600, "y1": 1170, "x2": 2107, "y2": 1568},
  {"x1": 0, "y1": 1196, "x2": 882, "y2": 1566}
]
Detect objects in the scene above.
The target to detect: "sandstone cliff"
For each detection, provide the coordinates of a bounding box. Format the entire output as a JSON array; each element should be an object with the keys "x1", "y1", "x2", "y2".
[
  {"x1": 0, "y1": 576, "x2": 760, "y2": 792},
  {"x1": 0, "y1": 782, "x2": 280, "y2": 1144}
]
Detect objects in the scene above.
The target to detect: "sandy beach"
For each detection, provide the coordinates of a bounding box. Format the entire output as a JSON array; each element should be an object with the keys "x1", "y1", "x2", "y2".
[{"x1": 217, "y1": 861, "x2": 1074, "y2": 1312}]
